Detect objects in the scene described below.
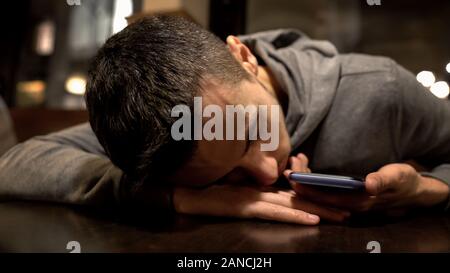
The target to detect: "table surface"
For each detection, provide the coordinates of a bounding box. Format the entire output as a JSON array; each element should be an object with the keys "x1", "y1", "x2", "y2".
[{"x1": 0, "y1": 202, "x2": 449, "y2": 253}]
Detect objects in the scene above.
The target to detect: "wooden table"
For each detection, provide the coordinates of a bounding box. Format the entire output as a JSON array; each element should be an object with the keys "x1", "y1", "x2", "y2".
[
  {"x1": 0, "y1": 202, "x2": 449, "y2": 253},
  {"x1": 9, "y1": 108, "x2": 88, "y2": 142}
]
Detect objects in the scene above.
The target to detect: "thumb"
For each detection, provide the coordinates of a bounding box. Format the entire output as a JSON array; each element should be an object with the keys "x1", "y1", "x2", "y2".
[{"x1": 365, "y1": 172, "x2": 387, "y2": 195}]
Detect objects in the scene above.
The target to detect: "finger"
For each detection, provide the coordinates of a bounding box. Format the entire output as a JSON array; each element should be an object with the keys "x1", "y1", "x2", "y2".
[
  {"x1": 365, "y1": 165, "x2": 405, "y2": 195},
  {"x1": 290, "y1": 156, "x2": 303, "y2": 171},
  {"x1": 291, "y1": 153, "x2": 309, "y2": 172},
  {"x1": 296, "y1": 153, "x2": 309, "y2": 170},
  {"x1": 283, "y1": 169, "x2": 293, "y2": 179},
  {"x1": 261, "y1": 187, "x2": 297, "y2": 197},
  {"x1": 284, "y1": 156, "x2": 309, "y2": 178},
  {"x1": 260, "y1": 191, "x2": 351, "y2": 223},
  {"x1": 286, "y1": 168, "x2": 312, "y2": 175},
  {"x1": 278, "y1": 189, "x2": 297, "y2": 196},
  {"x1": 365, "y1": 172, "x2": 387, "y2": 195},
  {"x1": 246, "y1": 201, "x2": 320, "y2": 225}
]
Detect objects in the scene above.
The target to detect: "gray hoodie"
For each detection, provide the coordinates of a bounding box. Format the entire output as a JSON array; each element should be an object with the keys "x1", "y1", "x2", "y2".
[
  {"x1": 0, "y1": 98, "x2": 16, "y2": 156},
  {"x1": 1, "y1": 29, "x2": 449, "y2": 211},
  {"x1": 242, "y1": 30, "x2": 450, "y2": 193}
]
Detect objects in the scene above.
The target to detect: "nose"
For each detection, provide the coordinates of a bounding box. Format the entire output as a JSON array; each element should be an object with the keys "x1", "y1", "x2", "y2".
[{"x1": 242, "y1": 155, "x2": 279, "y2": 186}]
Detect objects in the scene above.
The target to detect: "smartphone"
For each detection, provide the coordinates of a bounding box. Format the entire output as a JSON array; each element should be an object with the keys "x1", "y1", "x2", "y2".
[{"x1": 288, "y1": 172, "x2": 365, "y2": 190}]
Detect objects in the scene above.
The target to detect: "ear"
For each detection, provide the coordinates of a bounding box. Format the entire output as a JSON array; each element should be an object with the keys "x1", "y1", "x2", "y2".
[{"x1": 226, "y1": 35, "x2": 259, "y2": 77}]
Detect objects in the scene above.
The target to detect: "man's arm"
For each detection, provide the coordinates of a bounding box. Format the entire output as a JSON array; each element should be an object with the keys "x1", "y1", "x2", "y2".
[
  {"x1": 0, "y1": 123, "x2": 175, "y2": 218},
  {"x1": 0, "y1": 124, "x2": 124, "y2": 207},
  {"x1": 393, "y1": 64, "x2": 450, "y2": 209},
  {"x1": 0, "y1": 123, "x2": 350, "y2": 224},
  {"x1": 288, "y1": 62, "x2": 450, "y2": 212},
  {"x1": 0, "y1": 97, "x2": 17, "y2": 156}
]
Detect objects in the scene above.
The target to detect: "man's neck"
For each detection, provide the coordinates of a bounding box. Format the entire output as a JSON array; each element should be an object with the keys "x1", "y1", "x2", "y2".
[{"x1": 257, "y1": 65, "x2": 288, "y2": 114}]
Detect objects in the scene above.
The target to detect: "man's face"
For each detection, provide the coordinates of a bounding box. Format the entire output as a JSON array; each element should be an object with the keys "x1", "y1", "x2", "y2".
[{"x1": 170, "y1": 77, "x2": 291, "y2": 187}]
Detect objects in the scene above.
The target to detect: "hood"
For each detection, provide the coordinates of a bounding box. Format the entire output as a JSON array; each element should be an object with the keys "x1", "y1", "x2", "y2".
[{"x1": 239, "y1": 29, "x2": 341, "y2": 150}]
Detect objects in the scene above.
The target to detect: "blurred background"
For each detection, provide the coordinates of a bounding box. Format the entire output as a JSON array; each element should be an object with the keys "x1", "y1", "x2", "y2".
[{"x1": 1, "y1": 0, "x2": 450, "y2": 140}]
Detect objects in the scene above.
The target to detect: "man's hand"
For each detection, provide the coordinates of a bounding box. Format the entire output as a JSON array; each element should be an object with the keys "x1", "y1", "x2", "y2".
[
  {"x1": 285, "y1": 156, "x2": 450, "y2": 212},
  {"x1": 365, "y1": 164, "x2": 449, "y2": 209},
  {"x1": 173, "y1": 182, "x2": 350, "y2": 225}
]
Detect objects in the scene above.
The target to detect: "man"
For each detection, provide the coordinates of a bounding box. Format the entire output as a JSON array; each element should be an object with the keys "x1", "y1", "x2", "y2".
[{"x1": 0, "y1": 16, "x2": 449, "y2": 225}]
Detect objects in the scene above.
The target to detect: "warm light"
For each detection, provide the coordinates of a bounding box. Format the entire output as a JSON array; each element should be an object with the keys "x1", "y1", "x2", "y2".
[
  {"x1": 446, "y1": 63, "x2": 450, "y2": 74},
  {"x1": 16, "y1": 80, "x2": 46, "y2": 94},
  {"x1": 416, "y1": 71, "x2": 436, "y2": 88},
  {"x1": 112, "y1": 0, "x2": 133, "y2": 34},
  {"x1": 430, "y1": 81, "x2": 450, "y2": 99},
  {"x1": 65, "y1": 76, "x2": 87, "y2": 95},
  {"x1": 36, "y1": 20, "x2": 55, "y2": 56},
  {"x1": 16, "y1": 80, "x2": 46, "y2": 106}
]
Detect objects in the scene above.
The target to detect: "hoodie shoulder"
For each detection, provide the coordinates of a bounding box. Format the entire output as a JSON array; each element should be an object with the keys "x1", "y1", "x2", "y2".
[{"x1": 339, "y1": 53, "x2": 396, "y2": 77}]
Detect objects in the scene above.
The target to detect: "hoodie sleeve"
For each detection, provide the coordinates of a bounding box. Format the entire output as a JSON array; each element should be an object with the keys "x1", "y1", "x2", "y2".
[
  {"x1": 0, "y1": 123, "x2": 174, "y2": 216},
  {"x1": 0, "y1": 97, "x2": 17, "y2": 156},
  {"x1": 392, "y1": 64, "x2": 450, "y2": 210},
  {"x1": 0, "y1": 123, "x2": 124, "y2": 207}
]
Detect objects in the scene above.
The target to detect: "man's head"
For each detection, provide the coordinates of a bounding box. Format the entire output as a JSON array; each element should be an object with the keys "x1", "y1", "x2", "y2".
[{"x1": 86, "y1": 16, "x2": 291, "y2": 188}]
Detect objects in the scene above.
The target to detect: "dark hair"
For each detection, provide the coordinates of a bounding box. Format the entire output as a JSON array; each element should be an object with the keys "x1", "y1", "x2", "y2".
[{"x1": 85, "y1": 15, "x2": 249, "y2": 186}]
